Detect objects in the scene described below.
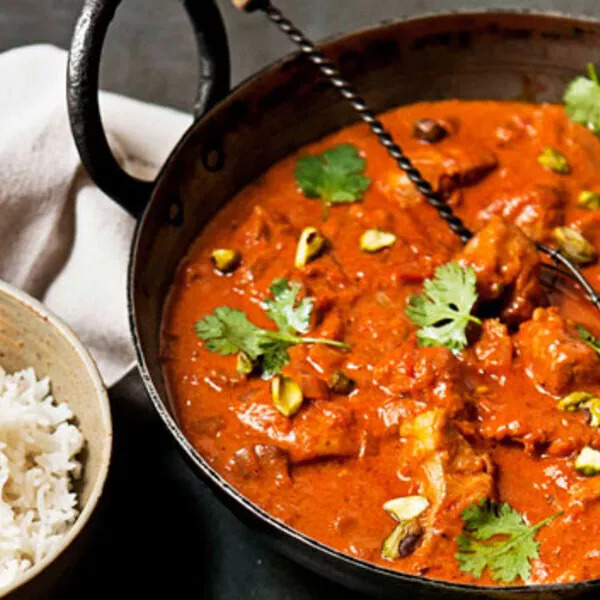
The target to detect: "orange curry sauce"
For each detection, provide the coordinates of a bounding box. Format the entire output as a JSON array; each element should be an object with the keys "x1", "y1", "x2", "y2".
[{"x1": 162, "y1": 101, "x2": 600, "y2": 585}]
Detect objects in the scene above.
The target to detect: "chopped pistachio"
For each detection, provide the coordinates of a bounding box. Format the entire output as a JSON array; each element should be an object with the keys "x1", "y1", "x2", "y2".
[
  {"x1": 578, "y1": 190, "x2": 600, "y2": 210},
  {"x1": 359, "y1": 229, "x2": 396, "y2": 253},
  {"x1": 588, "y1": 401, "x2": 600, "y2": 428},
  {"x1": 236, "y1": 352, "x2": 254, "y2": 375},
  {"x1": 383, "y1": 496, "x2": 429, "y2": 522},
  {"x1": 558, "y1": 391, "x2": 600, "y2": 427},
  {"x1": 558, "y1": 390, "x2": 596, "y2": 412},
  {"x1": 211, "y1": 248, "x2": 241, "y2": 273},
  {"x1": 537, "y1": 147, "x2": 570, "y2": 174},
  {"x1": 382, "y1": 523, "x2": 407, "y2": 561},
  {"x1": 382, "y1": 522, "x2": 408, "y2": 561},
  {"x1": 295, "y1": 227, "x2": 326, "y2": 268},
  {"x1": 552, "y1": 227, "x2": 597, "y2": 265},
  {"x1": 328, "y1": 370, "x2": 355, "y2": 395},
  {"x1": 381, "y1": 520, "x2": 423, "y2": 560},
  {"x1": 271, "y1": 374, "x2": 304, "y2": 417},
  {"x1": 575, "y1": 446, "x2": 600, "y2": 476}
]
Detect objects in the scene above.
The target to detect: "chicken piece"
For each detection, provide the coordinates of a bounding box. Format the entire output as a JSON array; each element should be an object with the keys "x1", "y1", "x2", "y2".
[
  {"x1": 187, "y1": 415, "x2": 225, "y2": 437},
  {"x1": 236, "y1": 205, "x2": 295, "y2": 248},
  {"x1": 476, "y1": 389, "x2": 600, "y2": 456},
  {"x1": 346, "y1": 291, "x2": 412, "y2": 353},
  {"x1": 495, "y1": 114, "x2": 533, "y2": 146},
  {"x1": 185, "y1": 415, "x2": 226, "y2": 461},
  {"x1": 306, "y1": 343, "x2": 346, "y2": 375},
  {"x1": 237, "y1": 400, "x2": 360, "y2": 463},
  {"x1": 456, "y1": 216, "x2": 545, "y2": 324},
  {"x1": 377, "y1": 144, "x2": 497, "y2": 203},
  {"x1": 400, "y1": 409, "x2": 495, "y2": 557},
  {"x1": 477, "y1": 185, "x2": 565, "y2": 242},
  {"x1": 373, "y1": 335, "x2": 466, "y2": 415},
  {"x1": 467, "y1": 319, "x2": 513, "y2": 377},
  {"x1": 285, "y1": 402, "x2": 360, "y2": 462},
  {"x1": 515, "y1": 307, "x2": 600, "y2": 395},
  {"x1": 376, "y1": 170, "x2": 424, "y2": 208},
  {"x1": 226, "y1": 444, "x2": 291, "y2": 488},
  {"x1": 569, "y1": 476, "x2": 600, "y2": 511},
  {"x1": 437, "y1": 145, "x2": 498, "y2": 195},
  {"x1": 233, "y1": 206, "x2": 299, "y2": 298}
]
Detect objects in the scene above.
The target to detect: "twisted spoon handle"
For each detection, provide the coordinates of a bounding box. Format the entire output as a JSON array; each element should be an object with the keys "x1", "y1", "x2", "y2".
[
  {"x1": 259, "y1": 3, "x2": 472, "y2": 243},
  {"x1": 233, "y1": 0, "x2": 600, "y2": 311}
]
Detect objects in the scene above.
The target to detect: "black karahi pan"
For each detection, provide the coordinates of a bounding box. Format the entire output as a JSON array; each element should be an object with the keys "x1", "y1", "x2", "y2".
[{"x1": 67, "y1": 3, "x2": 600, "y2": 597}]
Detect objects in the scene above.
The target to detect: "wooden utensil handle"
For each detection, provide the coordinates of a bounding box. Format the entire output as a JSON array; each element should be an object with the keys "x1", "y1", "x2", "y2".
[{"x1": 232, "y1": 0, "x2": 269, "y2": 12}]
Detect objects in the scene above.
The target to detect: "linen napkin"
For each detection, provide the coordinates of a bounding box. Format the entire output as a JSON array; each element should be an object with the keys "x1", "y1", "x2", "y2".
[{"x1": 0, "y1": 44, "x2": 192, "y2": 385}]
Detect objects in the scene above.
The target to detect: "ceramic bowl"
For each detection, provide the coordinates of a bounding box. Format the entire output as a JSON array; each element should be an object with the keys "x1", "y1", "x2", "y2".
[{"x1": 0, "y1": 280, "x2": 112, "y2": 599}]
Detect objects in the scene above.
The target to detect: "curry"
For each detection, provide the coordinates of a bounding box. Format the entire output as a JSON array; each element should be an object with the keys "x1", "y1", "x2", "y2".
[{"x1": 162, "y1": 97, "x2": 600, "y2": 585}]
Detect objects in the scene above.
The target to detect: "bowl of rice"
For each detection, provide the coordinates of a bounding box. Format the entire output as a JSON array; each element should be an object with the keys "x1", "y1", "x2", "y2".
[{"x1": 0, "y1": 280, "x2": 111, "y2": 598}]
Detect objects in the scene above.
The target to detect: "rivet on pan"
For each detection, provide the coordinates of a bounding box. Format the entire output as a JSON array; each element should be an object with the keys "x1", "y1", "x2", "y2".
[
  {"x1": 167, "y1": 196, "x2": 184, "y2": 227},
  {"x1": 202, "y1": 144, "x2": 225, "y2": 172}
]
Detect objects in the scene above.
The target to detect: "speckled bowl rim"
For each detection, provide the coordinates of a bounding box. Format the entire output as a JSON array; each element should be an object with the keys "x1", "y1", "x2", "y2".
[{"x1": 0, "y1": 279, "x2": 112, "y2": 597}]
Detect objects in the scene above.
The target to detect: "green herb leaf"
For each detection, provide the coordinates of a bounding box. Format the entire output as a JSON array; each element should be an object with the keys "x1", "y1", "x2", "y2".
[
  {"x1": 260, "y1": 339, "x2": 293, "y2": 380},
  {"x1": 195, "y1": 308, "x2": 264, "y2": 359},
  {"x1": 295, "y1": 144, "x2": 371, "y2": 211},
  {"x1": 564, "y1": 63, "x2": 600, "y2": 137},
  {"x1": 577, "y1": 324, "x2": 600, "y2": 356},
  {"x1": 456, "y1": 499, "x2": 561, "y2": 584},
  {"x1": 195, "y1": 279, "x2": 350, "y2": 379},
  {"x1": 264, "y1": 278, "x2": 313, "y2": 335},
  {"x1": 405, "y1": 262, "x2": 481, "y2": 352}
]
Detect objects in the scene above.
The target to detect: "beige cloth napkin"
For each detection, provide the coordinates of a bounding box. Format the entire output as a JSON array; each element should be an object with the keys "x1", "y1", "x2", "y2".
[{"x1": 0, "y1": 44, "x2": 192, "y2": 385}]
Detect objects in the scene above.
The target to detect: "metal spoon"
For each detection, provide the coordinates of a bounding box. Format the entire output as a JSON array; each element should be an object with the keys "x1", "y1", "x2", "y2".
[{"x1": 232, "y1": 0, "x2": 600, "y2": 313}]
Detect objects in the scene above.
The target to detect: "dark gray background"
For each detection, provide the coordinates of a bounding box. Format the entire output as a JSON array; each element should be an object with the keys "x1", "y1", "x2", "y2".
[
  {"x1": 3, "y1": 1, "x2": 600, "y2": 598},
  {"x1": 1, "y1": 0, "x2": 599, "y2": 111}
]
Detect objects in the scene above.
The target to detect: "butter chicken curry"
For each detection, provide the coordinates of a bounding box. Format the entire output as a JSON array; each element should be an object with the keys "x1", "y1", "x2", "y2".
[{"x1": 162, "y1": 67, "x2": 600, "y2": 586}]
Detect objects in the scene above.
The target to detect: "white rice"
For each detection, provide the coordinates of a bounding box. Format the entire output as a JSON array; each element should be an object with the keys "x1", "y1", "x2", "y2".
[{"x1": 0, "y1": 366, "x2": 84, "y2": 588}]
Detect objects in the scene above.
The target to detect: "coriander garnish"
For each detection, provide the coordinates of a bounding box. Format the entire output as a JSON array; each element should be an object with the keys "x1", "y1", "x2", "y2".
[
  {"x1": 405, "y1": 262, "x2": 481, "y2": 352},
  {"x1": 294, "y1": 144, "x2": 371, "y2": 217},
  {"x1": 456, "y1": 499, "x2": 561, "y2": 584},
  {"x1": 195, "y1": 278, "x2": 349, "y2": 379},
  {"x1": 564, "y1": 63, "x2": 600, "y2": 137}
]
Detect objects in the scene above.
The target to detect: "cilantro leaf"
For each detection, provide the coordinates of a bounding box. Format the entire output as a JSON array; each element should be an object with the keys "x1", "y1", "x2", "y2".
[
  {"x1": 577, "y1": 324, "x2": 600, "y2": 356},
  {"x1": 405, "y1": 262, "x2": 481, "y2": 352},
  {"x1": 295, "y1": 144, "x2": 371, "y2": 211},
  {"x1": 195, "y1": 279, "x2": 350, "y2": 379},
  {"x1": 195, "y1": 308, "x2": 264, "y2": 359},
  {"x1": 456, "y1": 499, "x2": 561, "y2": 584},
  {"x1": 264, "y1": 278, "x2": 313, "y2": 335},
  {"x1": 564, "y1": 63, "x2": 600, "y2": 136},
  {"x1": 260, "y1": 339, "x2": 292, "y2": 380}
]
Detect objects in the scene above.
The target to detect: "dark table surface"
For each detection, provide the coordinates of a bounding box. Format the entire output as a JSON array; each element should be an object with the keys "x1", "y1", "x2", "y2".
[{"x1": 3, "y1": 0, "x2": 600, "y2": 598}]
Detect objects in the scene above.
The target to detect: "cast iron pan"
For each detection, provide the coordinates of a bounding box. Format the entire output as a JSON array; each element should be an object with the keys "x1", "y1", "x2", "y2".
[{"x1": 67, "y1": 3, "x2": 600, "y2": 598}]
